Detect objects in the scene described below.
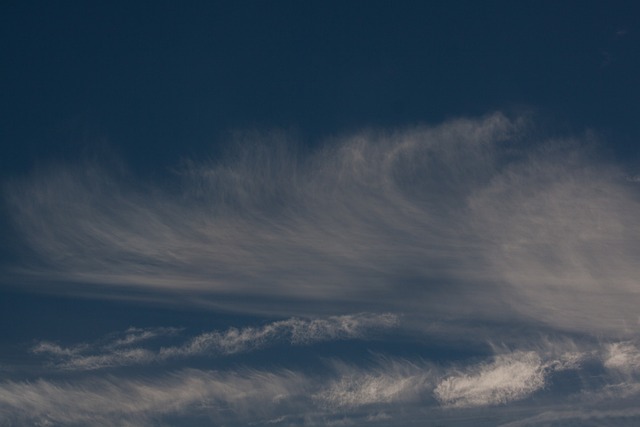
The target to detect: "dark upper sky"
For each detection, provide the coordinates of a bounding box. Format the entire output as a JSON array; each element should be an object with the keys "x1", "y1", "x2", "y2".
[{"x1": 2, "y1": 1, "x2": 640, "y2": 176}]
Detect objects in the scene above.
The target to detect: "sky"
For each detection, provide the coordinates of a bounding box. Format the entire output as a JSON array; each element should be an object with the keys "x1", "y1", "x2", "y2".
[{"x1": 2, "y1": 1, "x2": 640, "y2": 426}]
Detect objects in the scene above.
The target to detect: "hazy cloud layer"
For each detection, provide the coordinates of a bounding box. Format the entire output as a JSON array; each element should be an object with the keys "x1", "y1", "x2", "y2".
[
  {"x1": 5, "y1": 113, "x2": 640, "y2": 336},
  {"x1": 0, "y1": 368, "x2": 310, "y2": 427}
]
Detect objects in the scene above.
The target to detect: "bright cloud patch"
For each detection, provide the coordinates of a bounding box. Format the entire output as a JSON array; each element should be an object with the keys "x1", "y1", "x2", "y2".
[
  {"x1": 4, "y1": 113, "x2": 640, "y2": 426},
  {"x1": 434, "y1": 352, "x2": 546, "y2": 407},
  {"x1": 604, "y1": 342, "x2": 640, "y2": 374}
]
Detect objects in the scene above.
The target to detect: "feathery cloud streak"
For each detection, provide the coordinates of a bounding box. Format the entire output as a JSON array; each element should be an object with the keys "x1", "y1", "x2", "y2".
[
  {"x1": 32, "y1": 313, "x2": 398, "y2": 370},
  {"x1": 5, "y1": 113, "x2": 640, "y2": 335},
  {"x1": 6, "y1": 344, "x2": 640, "y2": 426}
]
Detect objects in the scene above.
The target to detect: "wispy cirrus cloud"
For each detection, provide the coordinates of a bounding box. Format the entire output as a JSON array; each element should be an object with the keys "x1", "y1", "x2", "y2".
[
  {"x1": 0, "y1": 368, "x2": 311, "y2": 427},
  {"x1": 159, "y1": 312, "x2": 398, "y2": 358},
  {"x1": 5, "y1": 345, "x2": 637, "y2": 427},
  {"x1": 33, "y1": 313, "x2": 399, "y2": 370},
  {"x1": 5, "y1": 113, "x2": 640, "y2": 337},
  {"x1": 107, "y1": 326, "x2": 182, "y2": 348},
  {"x1": 315, "y1": 358, "x2": 433, "y2": 409}
]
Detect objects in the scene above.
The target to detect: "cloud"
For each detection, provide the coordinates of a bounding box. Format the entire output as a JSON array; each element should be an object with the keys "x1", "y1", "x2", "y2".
[
  {"x1": 0, "y1": 368, "x2": 311, "y2": 426},
  {"x1": 32, "y1": 341, "x2": 89, "y2": 357},
  {"x1": 604, "y1": 342, "x2": 640, "y2": 374},
  {"x1": 33, "y1": 313, "x2": 399, "y2": 370},
  {"x1": 32, "y1": 326, "x2": 180, "y2": 370},
  {"x1": 10, "y1": 340, "x2": 640, "y2": 426},
  {"x1": 107, "y1": 326, "x2": 181, "y2": 348},
  {"x1": 160, "y1": 312, "x2": 398, "y2": 359},
  {"x1": 315, "y1": 359, "x2": 432, "y2": 408},
  {"x1": 0, "y1": 358, "x2": 443, "y2": 426},
  {"x1": 498, "y1": 407, "x2": 640, "y2": 427},
  {"x1": 5, "y1": 113, "x2": 640, "y2": 336},
  {"x1": 434, "y1": 351, "x2": 547, "y2": 407},
  {"x1": 433, "y1": 348, "x2": 588, "y2": 409},
  {"x1": 0, "y1": 358, "x2": 437, "y2": 426}
]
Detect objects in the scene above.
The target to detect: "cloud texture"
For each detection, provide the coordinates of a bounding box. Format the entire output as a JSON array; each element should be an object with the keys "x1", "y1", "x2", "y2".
[
  {"x1": 32, "y1": 313, "x2": 398, "y2": 370},
  {"x1": 6, "y1": 341, "x2": 640, "y2": 426},
  {"x1": 4, "y1": 113, "x2": 640, "y2": 425},
  {"x1": 6, "y1": 113, "x2": 640, "y2": 335}
]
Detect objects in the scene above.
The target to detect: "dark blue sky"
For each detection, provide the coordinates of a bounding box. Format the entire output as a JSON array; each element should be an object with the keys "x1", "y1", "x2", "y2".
[
  {"x1": 3, "y1": 1, "x2": 640, "y2": 176},
  {"x1": 3, "y1": 2, "x2": 640, "y2": 426}
]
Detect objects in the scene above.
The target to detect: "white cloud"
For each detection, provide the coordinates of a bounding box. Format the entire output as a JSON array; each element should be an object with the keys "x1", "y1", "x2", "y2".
[
  {"x1": 469, "y1": 140, "x2": 640, "y2": 335},
  {"x1": 5, "y1": 113, "x2": 640, "y2": 336},
  {"x1": 432, "y1": 346, "x2": 597, "y2": 410},
  {"x1": 316, "y1": 359, "x2": 432, "y2": 408},
  {"x1": 0, "y1": 358, "x2": 430, "y2": 426},
  {"x1": 34, "y1": 313, "x2": 399, "y2": 371},
  {"x1": 32, "y1": 341, "x2": 89, "y2": 357},
  {"x1": 434, "y1": 352, "x2": 547, "y2": 407},
  {"x1": 0, "y1": 358, "x2": 435, "y2": 426},
  {"x1": 604, "y1": 342, "x2": 640, "y2": 374},
  {"x1": 8, "y1": 342, "x2": 640, "y2": 425},
  {"x1": 0, "y1": 368, "x2": 310, "y2": 426},
  {"x1": 163, "y1": 312, "x2": 398, "y2": 358},
  {"x1": 108, "y1": 326, "x2": 181, "y2": 348},
  {"x1": 2, "y1": 114, "x2": 514, "y2": 311},
  {"x1": 58, "y1": 348, "x2": 156, "y2": 371}
]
